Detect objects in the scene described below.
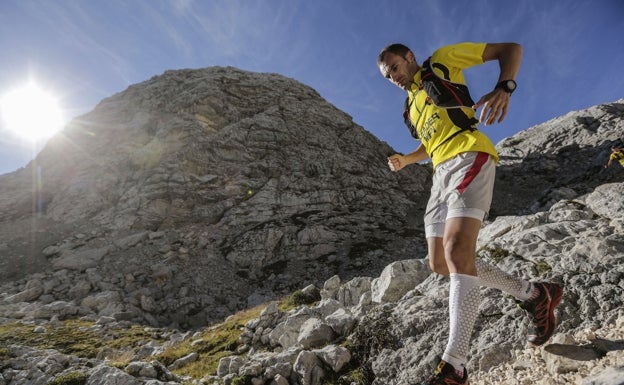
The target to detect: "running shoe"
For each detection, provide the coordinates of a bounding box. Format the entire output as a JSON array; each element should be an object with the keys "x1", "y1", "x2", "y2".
[
  {"x1": 517, "y1": 281, "x2": 563, "y2": 346},
  {"x1": 420, "y1": 359, "x2": 469, "y2": 385}
]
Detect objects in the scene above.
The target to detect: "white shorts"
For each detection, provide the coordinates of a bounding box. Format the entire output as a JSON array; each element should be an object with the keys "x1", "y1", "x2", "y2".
[{"x1": 424, "y1": 152, "x2": 495, "y2": 238}]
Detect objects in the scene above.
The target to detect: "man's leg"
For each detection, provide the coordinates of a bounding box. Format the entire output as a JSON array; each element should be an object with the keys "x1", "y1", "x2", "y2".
[
  {"x1": 426, "y1": 237, "x2": 448, "y2": 276},
  {"x1": 474, "y1": 258, "x2": 534, "y2": 300},
  {"x1": 439, "y1": 217, "x2": 482, "y2": 378},
  {"x1": 430, "y1": 230, "x2": 564, "y2": 351},
  {"x1": 472, "y1": 250, "x2": 563, "y2": 347},
  {"x1": 431, "y1": 238, "x2": 535, "y2": 300}
]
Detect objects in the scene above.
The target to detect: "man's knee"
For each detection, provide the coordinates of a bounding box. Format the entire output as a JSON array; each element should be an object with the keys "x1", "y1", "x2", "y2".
[
  {"x1": 443, "y1": 235, "x2": 477, "y2": 274},
  {"x1": 444, "y1": 236, "x2": 467, "y2": 260}
]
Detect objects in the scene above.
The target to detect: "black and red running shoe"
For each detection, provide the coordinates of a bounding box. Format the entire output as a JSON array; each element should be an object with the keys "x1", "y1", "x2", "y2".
[{"x1": 518, "y1": 282, "x2": 564, "y2": 347}]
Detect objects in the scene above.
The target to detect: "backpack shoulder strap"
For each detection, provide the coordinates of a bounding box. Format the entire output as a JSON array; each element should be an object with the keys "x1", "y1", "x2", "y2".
[{"x1": 420, "y1": 56, "x2": 475, "y2": 108}]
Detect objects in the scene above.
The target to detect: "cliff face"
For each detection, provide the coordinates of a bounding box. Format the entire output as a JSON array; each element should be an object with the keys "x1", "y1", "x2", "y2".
[{"x1": 0, "y1": 66, "x2": 622, "y2": 385}]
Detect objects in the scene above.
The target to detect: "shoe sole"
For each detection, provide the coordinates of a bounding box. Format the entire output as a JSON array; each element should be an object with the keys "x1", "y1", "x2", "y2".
[{"x1": 528, "y1": 283, "x2": 563, "y2": 347}]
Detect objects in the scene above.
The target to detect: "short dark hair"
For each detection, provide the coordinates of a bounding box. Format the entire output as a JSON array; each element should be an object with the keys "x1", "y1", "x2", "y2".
[{"x1": 377, "y1": 43, "x2": 412, "y2": 65}]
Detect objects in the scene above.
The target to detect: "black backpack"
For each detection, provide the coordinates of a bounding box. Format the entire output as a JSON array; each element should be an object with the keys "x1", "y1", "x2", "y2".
[
  {"x1": 420, "y1": 57, "x2": 475, "y2": 108},
  {"x1": 404, "y1": 56, "x2": 478, "y2": 142}
]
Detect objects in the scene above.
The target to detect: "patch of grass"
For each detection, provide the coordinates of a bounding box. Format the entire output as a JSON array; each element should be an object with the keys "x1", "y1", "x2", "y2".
[
  {"x1": 108, "y1": 350, "x2": 138, "y2": 369},
  {"x1": 535, "y1": 261, "x2": 552, "y2": 276},
  {"x1": 231, "y1": 375, "x2": 253, "y2": 385},
  {"x1": 335, "y1": 368, "x2": 368, "y2": 385},
  {"x1": 0, "y1": 291, "x2": 317, "y2": 383},
  {"x1": 319, "y1": 366, "x2": 368, "y2": 385},
  {"x1": 0, "y1": 346, "x2": 11, "y2": 361},
  {"x1": 47, "y1": 371, "x2": 89, "y2": 385},
  {"x1": 479, "y1": 246, "x2": 510, "y2": 263},
  {"x1": 0, "y1": 302, "x2": 266, "y2": 381},
  {"x1": 156, "y1": 304, "x2": 264, "y2": 379},
  {"x1": 0, "y1": 319, "x2": 167, "y2": 360}
]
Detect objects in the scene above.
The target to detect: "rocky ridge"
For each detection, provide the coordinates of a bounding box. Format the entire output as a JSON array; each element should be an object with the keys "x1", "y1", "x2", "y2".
[{"x1": 0, "y1": 65, "x2": 623, "y2": 385}]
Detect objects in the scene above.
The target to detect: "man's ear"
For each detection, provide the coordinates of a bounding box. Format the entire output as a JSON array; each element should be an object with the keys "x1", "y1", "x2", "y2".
[{"x1": 406, "y1": 50, "x2": 416, "y2": 64}]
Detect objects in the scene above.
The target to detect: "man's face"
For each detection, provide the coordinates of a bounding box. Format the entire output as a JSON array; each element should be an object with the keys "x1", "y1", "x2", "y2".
[{"x1": 379, "y1": 52, "x2": 415, "y2": 91}]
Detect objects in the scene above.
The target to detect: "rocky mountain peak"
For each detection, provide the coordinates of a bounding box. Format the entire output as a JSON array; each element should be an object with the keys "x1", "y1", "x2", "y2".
[{"x1": 0, "y1": 66, "x2": 431, "y2": 326}]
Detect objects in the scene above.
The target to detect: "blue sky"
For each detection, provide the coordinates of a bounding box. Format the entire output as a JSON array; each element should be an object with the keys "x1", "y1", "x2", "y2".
[{"x1": 1, "y1": 0, "x2": 623, "y2": 175}]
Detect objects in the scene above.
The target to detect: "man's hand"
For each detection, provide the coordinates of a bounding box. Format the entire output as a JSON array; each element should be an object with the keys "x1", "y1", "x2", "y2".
[
  {"x1": 478, "y1": 42, "x2": 522, "y2": 125},
  {"x1": 387, "y1": 145, "x2": 428, "y2": 171},
  {"x1": 387, "y1": 154, "x2": 406, "y2": 172},
  {"x1": 473, "y1": 88, "x2": 511, "y2": 125}
]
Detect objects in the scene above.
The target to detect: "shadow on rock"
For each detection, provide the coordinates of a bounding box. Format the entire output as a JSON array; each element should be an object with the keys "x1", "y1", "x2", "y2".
[{"x1": 544, "y1": 338, "x2": 624, "y2": 361}]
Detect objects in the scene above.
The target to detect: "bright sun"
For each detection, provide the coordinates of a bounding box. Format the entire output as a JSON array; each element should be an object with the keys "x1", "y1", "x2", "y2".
[{"x1": 0, "y1": 82, "x2": 64, "y2": 142}]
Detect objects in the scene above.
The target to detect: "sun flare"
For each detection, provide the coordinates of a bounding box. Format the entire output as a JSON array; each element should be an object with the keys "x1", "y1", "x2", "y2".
[{"x1": 0, "y1": 82, "x2": 64, "y2": 142}]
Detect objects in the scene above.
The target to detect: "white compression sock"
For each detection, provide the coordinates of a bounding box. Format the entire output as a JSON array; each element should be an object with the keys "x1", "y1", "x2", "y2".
[
  {"x1": 475, "y1": 258, "x2": 534, "y2": 301},
  {"x1": 443, "y1": 273, "x2": 480, "y2": 374}
]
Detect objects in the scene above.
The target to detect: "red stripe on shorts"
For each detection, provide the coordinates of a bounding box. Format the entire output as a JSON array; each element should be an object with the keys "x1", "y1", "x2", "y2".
[{"x1": 456, "y1": 152, "x2": 489, "y2": 194}]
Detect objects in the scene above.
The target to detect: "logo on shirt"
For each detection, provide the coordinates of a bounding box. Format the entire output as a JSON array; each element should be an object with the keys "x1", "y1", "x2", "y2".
[{"x1": 420, "y1": 112, "x2": 440, "y2": 142}]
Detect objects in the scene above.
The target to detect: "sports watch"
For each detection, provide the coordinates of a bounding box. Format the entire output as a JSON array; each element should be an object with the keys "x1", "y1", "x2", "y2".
[{"x1": 495, "y1": 79, "x2": 517, "y2": 94}]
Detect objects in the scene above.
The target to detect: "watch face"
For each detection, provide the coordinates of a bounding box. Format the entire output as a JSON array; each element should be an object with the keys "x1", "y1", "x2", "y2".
[{"x1": 506, "y1": 80, "x2": 516, "y2": 91}]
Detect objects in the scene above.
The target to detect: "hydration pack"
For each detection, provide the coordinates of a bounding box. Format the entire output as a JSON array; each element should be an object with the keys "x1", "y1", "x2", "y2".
[
  {"x1": 403, "y1": 56, "x2": 478, "y2": 143},
  {"x1": 420, "y1": 57, "x2": 475, "y2": 108}
]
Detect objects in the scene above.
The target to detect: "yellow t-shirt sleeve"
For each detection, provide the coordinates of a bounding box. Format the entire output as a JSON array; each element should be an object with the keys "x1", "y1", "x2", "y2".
[{"x1": 432, "y1": 42, "x2": 487, "y2": 68}]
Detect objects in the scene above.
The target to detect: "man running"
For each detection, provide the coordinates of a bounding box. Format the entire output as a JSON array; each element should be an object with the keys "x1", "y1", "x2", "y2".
[
  {"x1": 377, "y1": 42, "x2": 563, "y2": 385},
  {"x1": 605, "y1": 146, "x2": 624, "y2": 168}
]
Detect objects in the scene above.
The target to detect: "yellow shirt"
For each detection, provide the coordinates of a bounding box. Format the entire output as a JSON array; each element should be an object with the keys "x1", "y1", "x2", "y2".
[
  {"x1": 610, "y1": 150, "x2": 624, "y2": 166},
  {"x1": 406, "y1": 42, "x2": 499, "y2": 168}
]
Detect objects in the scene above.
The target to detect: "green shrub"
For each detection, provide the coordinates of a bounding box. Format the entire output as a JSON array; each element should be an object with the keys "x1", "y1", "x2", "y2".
[
  {"x1": 0, "y1": 347, "x2": 10, "y2": 360},
  {"x1": 231, "y1": 375, "x2": 253, "y2": 385},
  {"x1": 339, "y1": 308, "x2": 397, "y2": 385},
  {"x1": 47, "y1": 371, "x2": 89, "y2": 385},
  {"x1": 479, "y1": 246, "x2": 510, "y2": 263},
  {"x1": 337, "y1": 368, "x2": 368, "y2": 385},
  {"x1": 535, "y1": 261, "x2": 552, "y2": 275},
  {"x1": 287, "y1": 289, "x2": 321, "y2": 307}
]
